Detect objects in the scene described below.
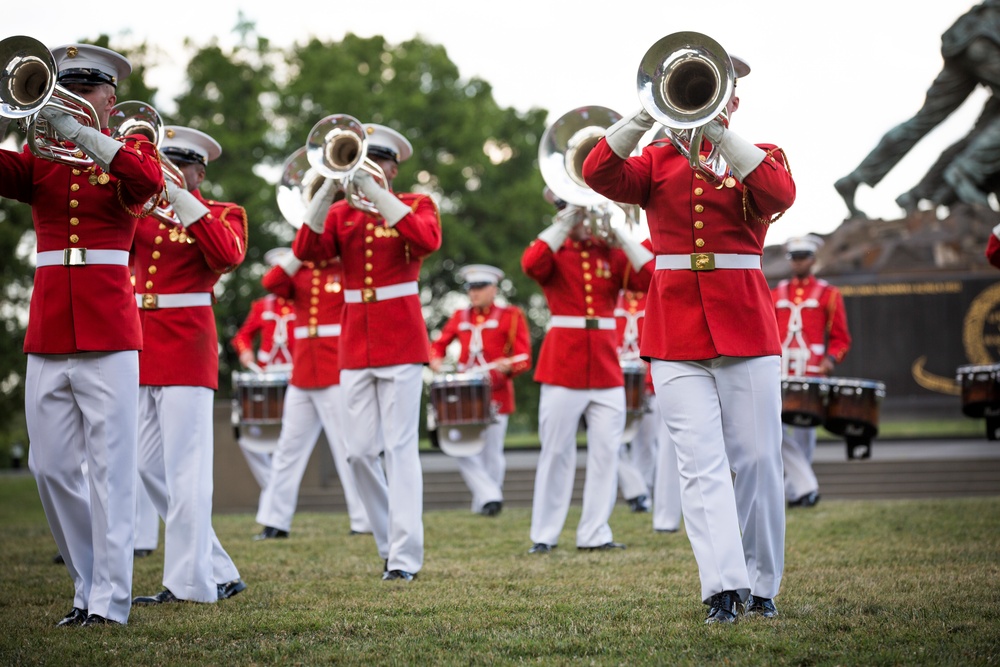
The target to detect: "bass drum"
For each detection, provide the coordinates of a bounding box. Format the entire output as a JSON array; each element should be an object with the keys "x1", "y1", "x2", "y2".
[{"x1": 781, "y1": 376, "x2": 829, "y2": 427}]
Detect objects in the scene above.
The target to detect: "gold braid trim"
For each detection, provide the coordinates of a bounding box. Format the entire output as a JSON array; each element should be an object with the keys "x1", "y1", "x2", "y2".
[
  {"x1": 742, "y1": 148, "x2": 792, "y2": 225},
  {"x1": 115, "y1": 138, "x2": 162, "y2": 218}
]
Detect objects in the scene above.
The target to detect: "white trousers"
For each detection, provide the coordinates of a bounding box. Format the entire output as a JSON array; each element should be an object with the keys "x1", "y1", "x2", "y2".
[
  {"x1": 256, "y1": 384, "x2": 374, "y2": 533},
  {"x1": 618, "y1": 441, "x2": 649, "y2": 501},
  {"x1": 238, "y1": 439, "x2": 274, "y2": 489},
  {"x1": 643, "y1": 399, "x2": 682, "y2": 532},
  {"x1": 138, "y1": 385, "x2": 239, "y2": 603},
  {"x1": 26, "y1": 351, "x2": 138, "y2": 624},
  {"x1": 457, "y1": 414, "x2": 509, "y2": 512},
  {"x1": 650, "y1": 356, "x2": 785, "y2": 603},
  {"x1": 531, "y1": 384, "x2": 625, "y2": 548},
  {"x1": 341, "y1": 364, "x2": 424, "y2": 574},
  {"x1": 782, "y1": 425, "x2": 819, "y2": 501},
  {"x1": 134, "y1": 481, "x2": 160, "y2": 551}
]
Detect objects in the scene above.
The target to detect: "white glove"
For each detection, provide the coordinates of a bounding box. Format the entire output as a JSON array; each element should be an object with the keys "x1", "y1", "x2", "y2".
[
  {"x1": 605, "y1": 108, "x2": 655, "y2": 159},
  {"x1": 303, "y1": 177, "x2": 338, "y2": 234},
  {"x1": 703, "y1": 119, "x2": 766, "y2": 182},
  {"x1": 165, "y1": 180, "x2": 210, "y2": 227},
  {"x1": 353, "y1": 171, "x2": 412, "y2": 227},
  {"x1": 39, "y1": 107, "x2": 122, "y2": 172},
  {"x1": 612, "y1": 226, "x2": 654, "y2": 271},
  {"x1": 537, "y1": 205, "x2": 583, "y2": 251},
  {"x1": 277, "y1": 250, "x2": 303, "y2": 276}
]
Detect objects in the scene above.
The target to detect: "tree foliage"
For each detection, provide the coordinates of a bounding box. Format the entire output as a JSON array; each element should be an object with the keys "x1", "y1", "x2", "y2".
[{"x1": 0, "y1": 25, "x2": 557, "y2": 452}]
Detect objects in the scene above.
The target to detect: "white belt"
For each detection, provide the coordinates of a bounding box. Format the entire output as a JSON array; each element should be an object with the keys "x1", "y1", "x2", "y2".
[
  {"x1": 548, "y1": 315, "x2": 616, "y2": 331},
  {"x1": 136, "y1": 292, "x2": 212, "y2": 310},
  {"x1": 343, "y1": 281, "x2": 419, "y2": 304},
  {"x1": 294, "y1": 324, "x2": 341, "y2": 339},
  {"x1": 655, "y1": 253, "x2": 761, "y2": 271},
  {"x1": 36, "y1": 249, "x2": 129, "y2": 267}
]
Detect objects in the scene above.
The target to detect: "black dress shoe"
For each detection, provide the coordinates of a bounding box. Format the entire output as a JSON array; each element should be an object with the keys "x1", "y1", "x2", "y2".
[
  {"x1": 655, "y1": 528, "x2": 679, "y2": 534},
  {"x1": 577, "y1": 542, "x2": 626, "y2": 552},
  {"x1": 348, "y1": 529, "x2": 372, "y2": 535},
  {"x1": 527, "y1": 543, "x2": 554, "y2": 554},
  {"x1": 480, "y1": 501, "x2": 503, "y2": 517},
  {"x1": 83, "y1": 614, "x2": 122, "y2": 626},
  {"x1": 705, "y1": 591, "x2": 742, "y2": 625},
  {"x1": 627, "y1": 495, "x2": 651, "y2": 513},
  {"x1": 788, "y1": 491, "x2": 820, "y2": 508},
  {"x1": 745, "y1": 595, "x2": 778, "y2": 618},
  {"x1": 133, "y1": 549, "x2": 153, "y2": 558},
  {"x1": 52, "y1": 552, "x2": 64, "y2": 565},
  {"x1": 217, "y1": 578, "x2": 247, "y2": 600},
  {"x1": 381, "y1": 569, "x2": 416, "y2": 581},
  {"x1": 132, "y1": 589, "x2": 179, "y2": 605},
  {"x1": 56, "y1": 607, "x2": 88, "y2": 627},
  {"x1": 253, "y1": 526, "x2": 289, "y2": 540}
]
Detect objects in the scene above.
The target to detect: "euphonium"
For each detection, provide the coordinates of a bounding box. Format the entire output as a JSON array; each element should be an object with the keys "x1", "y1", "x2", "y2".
[
  {"x1": 538, "y1": 105, "x2": 637, "y2": 242},
  {"x1": 636, "y1": 31, "x2": 735, "y2": 183},
  {"x1": 305, "y1": 114, "x2": 387, "y2": 216},
  {"x1": 0, "y1": 35, "x2": 101, "y2": 167}
]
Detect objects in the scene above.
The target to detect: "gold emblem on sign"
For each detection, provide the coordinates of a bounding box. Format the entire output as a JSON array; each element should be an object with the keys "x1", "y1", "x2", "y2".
[{"x1": 963, "y1": 281, "x2": 1000, "y2": 364}]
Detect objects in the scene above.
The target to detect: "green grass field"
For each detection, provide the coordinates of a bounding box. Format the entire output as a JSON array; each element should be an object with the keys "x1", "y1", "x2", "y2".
[{"x1": 0, "y1": 474, "x2": 997, "y2": 666}]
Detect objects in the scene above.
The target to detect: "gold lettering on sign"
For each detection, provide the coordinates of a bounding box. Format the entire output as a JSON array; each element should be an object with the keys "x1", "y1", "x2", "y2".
[{"x1": 839, "y1": 281, "x2": 963, "y2": 297}]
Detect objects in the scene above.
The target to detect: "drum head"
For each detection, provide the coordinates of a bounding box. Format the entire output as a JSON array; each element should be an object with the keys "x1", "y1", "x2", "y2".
[{"x1": 438, "y1": 424, "x2": 488, "y2": 458}]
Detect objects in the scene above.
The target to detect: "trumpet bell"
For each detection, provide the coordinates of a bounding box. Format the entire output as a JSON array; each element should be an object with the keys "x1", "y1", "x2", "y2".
[
  {"x1": 0, "y1": 35, "x2": 57, "y2": 119},
  {"x1": 637, "y1": 31, "x2": 734, "y2": 130},
  {"x1": 108, "y1": 100, "x2": 160, "y2": 143},
  {"x1": 539, "y1": 105, "x2": 622, "y2": 208}
]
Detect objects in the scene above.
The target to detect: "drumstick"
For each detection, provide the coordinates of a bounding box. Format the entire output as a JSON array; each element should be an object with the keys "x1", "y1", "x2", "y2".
[
  {"x1": 246, "y1": 361, "x2": 264, "y2": 374},
  {"x1": 476, "y1": 353, "x2": 530, "y2": 372}
]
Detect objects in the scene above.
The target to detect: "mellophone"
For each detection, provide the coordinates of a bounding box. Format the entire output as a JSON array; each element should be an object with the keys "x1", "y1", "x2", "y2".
[
  {"x1": 956, "y1": 363, "x2": 1000, "y2": 440},
  {"x1": 781, "y1": 376, "x2": 886, "y2": 460}
]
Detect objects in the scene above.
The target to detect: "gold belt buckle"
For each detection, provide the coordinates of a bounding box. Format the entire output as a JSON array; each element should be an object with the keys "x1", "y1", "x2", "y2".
[
  {"x1": 141, "y1": 293, "x2": 158, "y2": 310},
  {"x1": 690, "y1": 253, "x2": 715, "y2": 271},
  {"x1": 584, "y1": 318, "x2": 600, "y2": 330},
  {"x1": 362, "y1": 287, "x2": 377, "y2": 303},
  {"x1": 308, "y1": 324, "x2": 318, "y2": 338},
  {"x1": 63, "y1": 248, "x2": 86, "y2": 266}
]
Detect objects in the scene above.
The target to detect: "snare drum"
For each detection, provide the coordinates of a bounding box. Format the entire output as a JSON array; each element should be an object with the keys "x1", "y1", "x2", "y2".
[
  {"x1": 956, "y1": 363, "x2": 1000, "y2": 418},
  {"x1": 232, "y1": 370, "x2": 290, "y2": 425},
  {"x1": 781, "y1": 377, "x2": 829, "y2": 427},
  {"x1": 824, "y1": 377, "x2": 886, "y2": 440},
  {"x1": 429, "y1": 371, "x2": 495, "y2": 427},
  {"x1": 621, "y1": 359, "x2": 649, "y2": 415}
]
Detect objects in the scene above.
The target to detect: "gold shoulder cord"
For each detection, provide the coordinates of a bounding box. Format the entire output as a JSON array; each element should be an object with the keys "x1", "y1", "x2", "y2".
[{"x1": 742, "y1": 148, "x2": 791, "y2": 225}]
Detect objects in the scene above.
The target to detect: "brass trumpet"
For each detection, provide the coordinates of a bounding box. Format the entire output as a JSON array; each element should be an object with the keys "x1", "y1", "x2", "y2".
[
  {"x1": 637, "y1": 31, "x2": 735, "y2": 183},
  {"x1": 0, "y1": 35, "x2": 101, "y2": 167}
]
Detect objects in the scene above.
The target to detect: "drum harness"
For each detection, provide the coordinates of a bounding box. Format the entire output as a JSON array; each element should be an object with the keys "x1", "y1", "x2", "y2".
[
  {"x1": 259, "y1": 302, "x2": 295, "y2": 367},
  {"x1": 775, "y1": 279, "x2": 831, "y2": 377}
]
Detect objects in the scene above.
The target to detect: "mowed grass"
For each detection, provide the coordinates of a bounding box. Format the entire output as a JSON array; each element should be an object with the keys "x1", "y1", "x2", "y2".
[{"x1": 0, "y1": 474, "x2": 997, "y2": 666}]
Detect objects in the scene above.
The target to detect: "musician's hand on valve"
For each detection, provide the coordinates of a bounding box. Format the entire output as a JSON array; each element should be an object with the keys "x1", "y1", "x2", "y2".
[
  {"x1": 303, "y1": 177, "x2": 338, "y2": 234},
  {"x1": 605, "y1": 108, "x2": 655, "y2": 159},
  {"x1": 702, "y1": 120, "x2": 765, "y2": 183},
  {"x1": 39, "y1": 106, "x2": 122, "y2": 172},
  {"x1": 538, "y1": 204, "x2": 584, "y2": 251},
  {"x1": 165, "y1": 180, "x2": 210, "y2": 227},
  {"x1": 353, "y1": 171, "x2": 411, "y2": 227}
]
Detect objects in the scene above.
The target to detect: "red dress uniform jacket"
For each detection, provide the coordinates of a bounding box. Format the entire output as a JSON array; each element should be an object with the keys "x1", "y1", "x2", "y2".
[
  {"x1": 771, "y1": 275, "x2": 851, "y2": 376},
  {"x1": 262, "y1": 261, "x2": 344, "y2": 389},
  {"x1": 292, "y1": 193, "x2": 441, "y2": 369},
  {"x1": 987, "y1": 233, "x2": 1000, "y2": 269},
  {"x1": 583, "y1": 138, "x2": 796, "y2": 361},
  {"x1": 429, "y1": 303, "x2": 533, "y2": 414},
  {"x1": 230, "y1": 294, "x2": 296, "y2": 368},
  {"x1": 133, "y1": 191, "x2": 247, "y2": 389},
  {"x1": 522, "y1": 236, "x2": 652, "y2": 389},
  {"x1": 0, "y1": 134, "x2": 163, "y2": 354}
]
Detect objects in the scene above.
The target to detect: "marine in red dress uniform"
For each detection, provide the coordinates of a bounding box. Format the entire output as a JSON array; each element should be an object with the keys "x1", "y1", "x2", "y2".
[
  {"x1": 131, "y1": 126, "x2": 247, "y2": 605},
  {"x1": 521, "y1": 199, "x2": 653, "y2": 553},
  {"x1": 0, "y1": 44, "x2": 163, "y2": 626},
  {"x1": 429, "y1": 264, "x2": 532, "y2": 516},
  {"x1": 252, "y1": 251, "x2": 374, "y2": 539},
  {"x1": 771, "y1": 235, "x2": 851, "y2": 507},
  {"x1": 583, "y1": 53, "x2": 795, "y2": 623},
  {"x1": 293, "y1": 123, "x2": 441, "y2": 581}
]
